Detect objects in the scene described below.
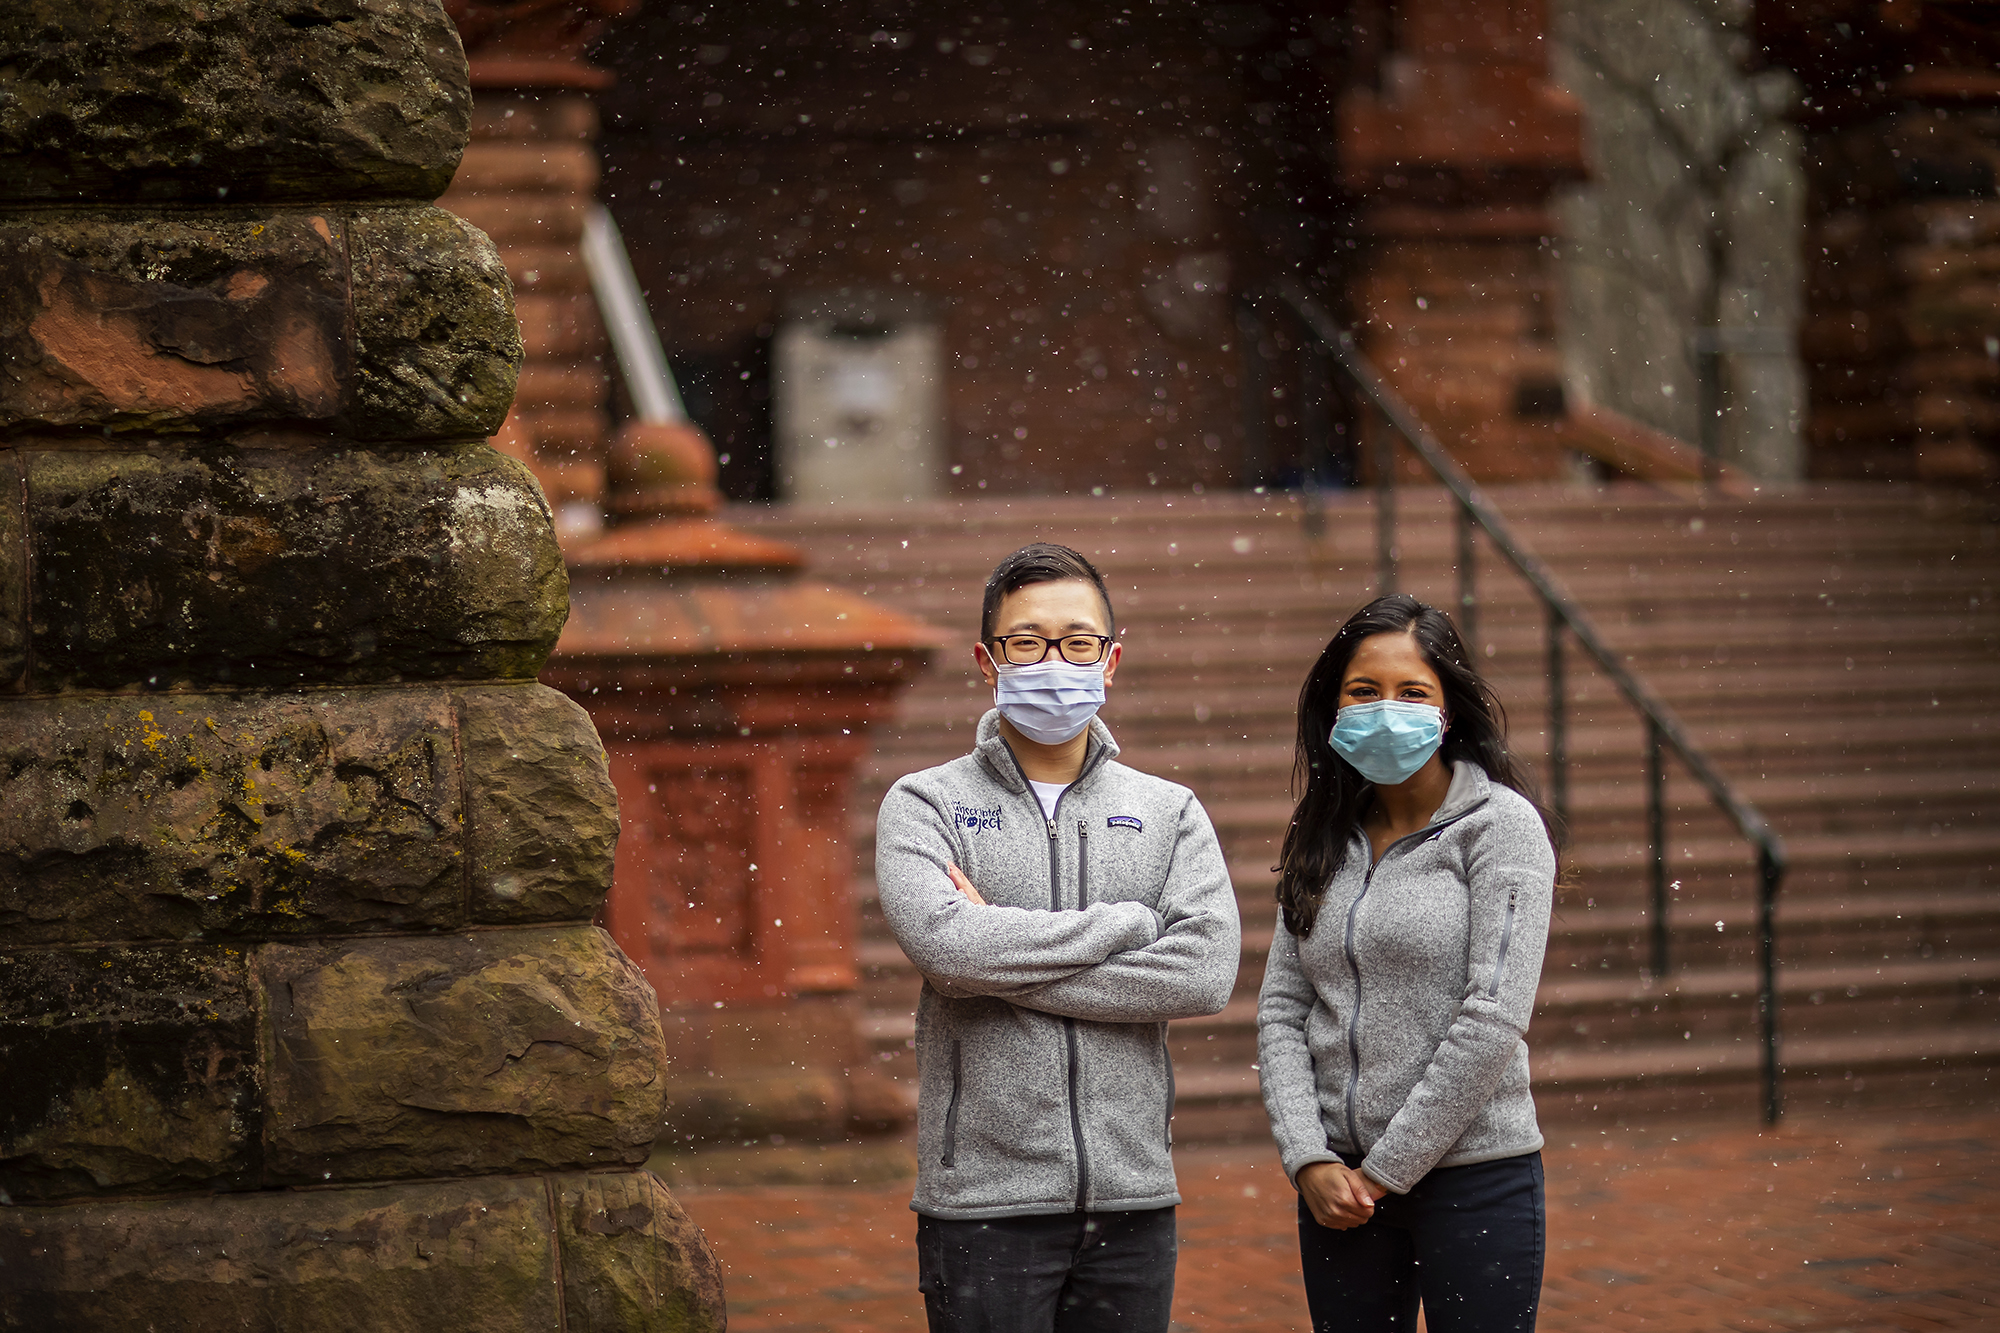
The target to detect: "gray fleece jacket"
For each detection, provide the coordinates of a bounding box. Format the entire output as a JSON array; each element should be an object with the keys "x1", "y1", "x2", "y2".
[
  {"x1": 1257, "y1": 761, "x2": 1555, "y2": 1195},
  {"x1": 877, "y1": 710, "x2": 1241, "y2": 1220}
]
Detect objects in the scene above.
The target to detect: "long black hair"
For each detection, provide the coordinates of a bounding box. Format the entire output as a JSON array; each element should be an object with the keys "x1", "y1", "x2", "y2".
[{"x1": 1275, "y1": 594, "x2": 1558, "y2": 937}]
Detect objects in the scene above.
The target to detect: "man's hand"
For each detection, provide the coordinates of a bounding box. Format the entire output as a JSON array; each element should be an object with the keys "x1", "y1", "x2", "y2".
[
  {"x1": 1297, "y1": 1161, "x2": 1389, "y2": 1230},
  {"x1": 946, "y1": 863, "x2": 988, "y2": 906}
]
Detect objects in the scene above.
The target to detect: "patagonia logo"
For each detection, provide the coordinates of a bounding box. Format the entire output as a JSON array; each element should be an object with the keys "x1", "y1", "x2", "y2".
[
  {"x1": 952, "y1": 802, "x2": 1002, "y2": 833},
  {"x1": 1106, "y1": 815, "x2": 1144, "y2": 832}
]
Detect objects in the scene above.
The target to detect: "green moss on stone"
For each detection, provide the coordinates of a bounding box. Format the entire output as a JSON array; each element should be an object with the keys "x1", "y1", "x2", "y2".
[
  {"x1": 0, "y1": 0, "x2": 470, "y2": 206},
  {"x1": 348, "y1": 207, "x2": 524, "y2": 440},
  {"x1": 26, "y1": 442, "x2": 567, "y2": 690},
  {"x1": 0, "y1": 943, "x2": 260, "y2": 1201}
]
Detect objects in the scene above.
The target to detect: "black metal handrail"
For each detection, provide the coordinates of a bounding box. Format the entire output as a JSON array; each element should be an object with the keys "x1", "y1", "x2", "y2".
[{"x1": 1251, "y1": 281, "x2": 1790, "y2": 1124}]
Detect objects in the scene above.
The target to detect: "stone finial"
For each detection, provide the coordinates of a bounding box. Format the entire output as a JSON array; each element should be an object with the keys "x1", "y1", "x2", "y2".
[{"x1": 605, "y1": 420, "x2": 725, "y2": 522}]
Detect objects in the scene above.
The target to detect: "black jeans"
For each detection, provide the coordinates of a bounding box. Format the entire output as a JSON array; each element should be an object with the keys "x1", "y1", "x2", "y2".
[
  {"x1": 1298, "y1": 1152, "x2": 1544, "y2": 1333},
  {"x1": 916, "y1": 1208, "x2": 1177, "y2": 1333}
]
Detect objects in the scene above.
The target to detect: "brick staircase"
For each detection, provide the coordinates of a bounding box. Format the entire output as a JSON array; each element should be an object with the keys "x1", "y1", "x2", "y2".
[{"x1": 733, "y1": 484, "x2": 2000, "y2": 1137}]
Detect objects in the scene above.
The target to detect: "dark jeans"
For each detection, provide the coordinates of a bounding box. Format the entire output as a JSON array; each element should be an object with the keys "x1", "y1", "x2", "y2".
[
  {"x1": 916, "y1": 1208, "x2": 1177, "y2": 1333},
  {"x1": 1298, "y1": 1152, "x2": 1544, "y2": 1333}
]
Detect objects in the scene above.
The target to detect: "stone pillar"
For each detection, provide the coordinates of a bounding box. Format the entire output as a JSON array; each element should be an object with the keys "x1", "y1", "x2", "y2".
[
  {"x1": 1761, "y1": 2, "x2": 2000, "y2": 484},
  {"x1": 441, "y1": 0, "x2": 636, "y2": 534},
  {"x1": 1338, "y1": 0, "x2": 1589, "y2": 481},
  {"x1": 0, "y1": 3, "x2": 721, "y2": 1328}
]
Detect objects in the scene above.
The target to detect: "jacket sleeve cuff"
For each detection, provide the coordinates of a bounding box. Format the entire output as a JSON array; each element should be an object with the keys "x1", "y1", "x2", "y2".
[
  {"x1": 1356, "y1": 1152, "x2": 1415, "y2": 1195},
  {"x1": 1283, "y1": 1150, "x2": 1342, "y2": 1188},
  {"x1": 1105, "y1": 900, "x2": 1163, "y2": 947}
]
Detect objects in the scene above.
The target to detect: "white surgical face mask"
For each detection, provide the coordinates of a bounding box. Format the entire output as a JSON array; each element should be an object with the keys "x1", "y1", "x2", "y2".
[
  {"x1": 1329, "y1": 699, "x2": 1445, "y2": 785},
  {"x1": 994, "y1": 657, "x2": 1106, "y2": 745}
]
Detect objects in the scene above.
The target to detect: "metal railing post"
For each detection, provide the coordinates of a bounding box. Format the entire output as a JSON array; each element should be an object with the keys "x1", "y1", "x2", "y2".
[
  {"x1": 1759, "y1": 847, "x2": 1783, "y2": 1124},
  {"x1": 1647, "y1": 719, "x2": 1668, "y2": 978},
  {"x1": 1237, "y1": 303, "x2": 1269, "y2": 490},
  {"x1": 1546, "y1": 609, "x2": 1567, "y2": 828},
  {"x1": 1376, "y1": 408, "x2": 1397, "y2": 595},
  {"x1": 1302, "y1": 342, "x2": 1331, "y2": 489},
  {"x1": 1456, "y1": 504, "x2": 1477, "y2": 648}
]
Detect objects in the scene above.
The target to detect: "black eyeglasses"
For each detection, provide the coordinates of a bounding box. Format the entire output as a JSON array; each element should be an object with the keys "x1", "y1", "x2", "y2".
[{"x1": 989, "y1": 634, "x2": 1114, "y2": 666}]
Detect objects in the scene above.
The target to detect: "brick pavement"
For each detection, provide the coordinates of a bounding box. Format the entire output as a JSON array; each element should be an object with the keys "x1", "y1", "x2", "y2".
[{"x1": 673, "y1": 1109, "x2": 2000, "y2": 1332}]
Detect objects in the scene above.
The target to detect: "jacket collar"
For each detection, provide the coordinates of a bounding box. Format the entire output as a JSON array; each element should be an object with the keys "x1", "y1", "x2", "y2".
[
  {"x1": 974, "y1": 708, "x2": 1121, "y2": 793},
  {"x1": 1431, "y1": 759, "x2": 1494, "y2": 824}
]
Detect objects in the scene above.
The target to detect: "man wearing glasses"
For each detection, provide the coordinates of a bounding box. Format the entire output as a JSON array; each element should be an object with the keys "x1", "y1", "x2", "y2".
[{"x1": 876, "y1": 542, "x2": 1241, "y2": 1333}]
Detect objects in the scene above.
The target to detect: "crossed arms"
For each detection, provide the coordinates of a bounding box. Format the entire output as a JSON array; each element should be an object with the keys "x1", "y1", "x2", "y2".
[{"x1": 874, "y1": 784, "x2": 1240, "y2": 1023}]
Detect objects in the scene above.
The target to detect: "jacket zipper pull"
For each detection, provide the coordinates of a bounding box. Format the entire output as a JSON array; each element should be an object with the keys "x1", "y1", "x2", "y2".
[{"x1": 1047, "y1": 817, "x2": 1057, "y2": 839}]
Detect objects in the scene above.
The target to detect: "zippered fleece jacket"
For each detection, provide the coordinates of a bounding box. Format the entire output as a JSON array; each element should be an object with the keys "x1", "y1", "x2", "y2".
[
  {"x1": 877, "y1": 710, "x2": 1241, "y2": 1220},
  {"x1": 1257, "y1": 760, "x2": 1555, "y2": 1196}
]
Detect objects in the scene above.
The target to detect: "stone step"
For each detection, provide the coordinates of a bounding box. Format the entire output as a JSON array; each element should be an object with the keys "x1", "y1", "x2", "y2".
[
  {"x1": 853, "y1": 887, "x2": 2000, "y2": 1015},
  {"x1": 853, "y1": 953, "x2": 2000, "y2": 1143},
  {"x1": 1160, "y1": 953, "x2": 2000, "y2": 1073},
  {"x1": 849, "y1": 822, "x2": 2000, "y2": 936},
  {"x1": 733, "y1": 485, "x2": 1996, "y2": 563},
  {"x1": 1164, "y1": 1020, "x2": 2000, "y2": 1142},
  {"x1": 857, "y1": 973, "x2": 2000, "y2": 1144}
]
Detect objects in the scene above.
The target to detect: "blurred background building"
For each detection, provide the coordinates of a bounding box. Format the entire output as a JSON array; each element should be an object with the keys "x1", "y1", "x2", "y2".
[{"x1": 441, "y1": 0, "x2": 1998, "y2": 1165}]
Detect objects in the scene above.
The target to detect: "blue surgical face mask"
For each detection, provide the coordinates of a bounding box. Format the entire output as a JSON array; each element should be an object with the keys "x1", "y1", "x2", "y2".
[
  {"x1": 1329, "y1": 699, "x2": 1445, "y2": 785},
  {"x1": 994, "y1": 657, "x2": 1106, "y2": 745}
]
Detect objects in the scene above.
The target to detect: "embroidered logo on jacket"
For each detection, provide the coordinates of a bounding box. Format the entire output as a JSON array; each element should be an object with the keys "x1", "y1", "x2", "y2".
[
  {"x1": 1106, "y1": 815, "x2": 1143, "y2": 832},
  {"x1": 951, "y1": 802, "x2": 1003, "y2": 833}
]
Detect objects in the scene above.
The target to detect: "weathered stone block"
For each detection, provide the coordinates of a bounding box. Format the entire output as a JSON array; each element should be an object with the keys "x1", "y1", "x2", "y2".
[
  {"x1": 0, "y1": 453, "x2": 20, "y2": 691},
  {"x1": 0, "y1": 213, "x2": 348, "y2": 434},
  {"x1": 347, "y1": 208, "x2": 524, "y2": 440},
  {"x1": 0, "y1": 691, "x2": 460, "y2": 944},
  {"x1": 0, "y1": 1175, "x2": 561, "y2": 1331},
  {"x1": 261, "y1": 927, "x2": 666, "y2": 1183},
  {"x1": 0, "y1": 0, "x2": 470, "y2": 207},
  {"x1": 0, "y1": 208, "x2": 518, "y2": 440},
  {"x1": 0, "y1": 685, "x2": 618, "y2": 944},
  {"x1": 462, "y1": 685, "x2": 620, "y2": 925},
  {"x1": 0, "y1": 945, "x2": 259, "y2": 1202},
  {"x1": 555, "y1": 1171, "x2": 728, "y2": 1333},
  {"x1": 27, "y1": 443, "x2": 567, "y2": 690}
]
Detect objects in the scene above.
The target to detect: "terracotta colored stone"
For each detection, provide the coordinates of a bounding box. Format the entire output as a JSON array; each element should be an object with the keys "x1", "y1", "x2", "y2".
[
  {"x1": 25, "y1": 443, "x2": 566, "y2": 690},
  {"x1": 0, "y1": 212, "x2": 346, "y2": 434},
  {"x1": 461, "y1": 685, "x2": 619, "y2": 925},
  {"x1": 0, "y1": 0, "x2": 470, "y2": 207},
  {"x1": 261, "y1": 926, "x2": 666, "y2": 1183},
  {"x1": 0, "y1": 690, "x2": 461, "y2": 944},
  {"x1": 0, "y1": 944, "x2": 258, "y2": 1202},
  {"x1": 554, "y1": 1171, "x2": 727, "y2": 1333},
  {"x1": 0, "y1": 208, "x2": 518, "y2": 440},
  {"x1": 347, "y1": 207, "x2": 524, "y2": 440},
  {"x1": 0, "y1": 1175, "x2": 561, "y2": 1331}
]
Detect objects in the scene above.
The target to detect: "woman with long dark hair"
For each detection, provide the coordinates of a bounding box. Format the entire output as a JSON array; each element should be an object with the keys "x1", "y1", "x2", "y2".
[{"x1": 1257, "y1": 594, "x2": 1559, "y2": 1333}]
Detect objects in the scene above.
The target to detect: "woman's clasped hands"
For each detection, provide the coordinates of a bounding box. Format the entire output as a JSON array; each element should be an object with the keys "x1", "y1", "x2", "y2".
[{"x1": 1296, "y1": 1161, "x2": 1390, "y2": 1230}]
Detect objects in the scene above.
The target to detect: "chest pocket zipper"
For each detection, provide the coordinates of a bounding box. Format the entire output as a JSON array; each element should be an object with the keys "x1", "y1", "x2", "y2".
[
  {"x1": 941, "y1": 1040, "x2": 963, "y2": 1167},
  {"x1": 1486, "y1": 886, "x2": 1520, "y2": 999},
  {"x1": 1077, "y1": 819, "x2": 1089, "y2": 907}
]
